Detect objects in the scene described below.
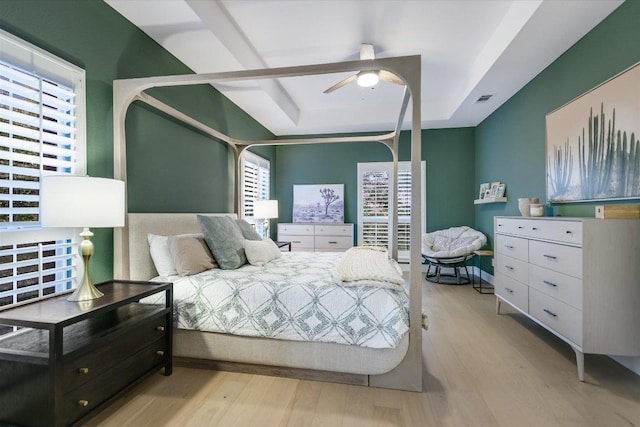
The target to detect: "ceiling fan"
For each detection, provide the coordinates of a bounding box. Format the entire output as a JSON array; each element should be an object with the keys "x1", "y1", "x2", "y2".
[{"x1": 323, "y1": 44, "x2": 404, "y2": 94}]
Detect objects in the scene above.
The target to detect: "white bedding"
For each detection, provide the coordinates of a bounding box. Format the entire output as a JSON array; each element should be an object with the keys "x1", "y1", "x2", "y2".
[{"x1": 144, "y1": 251, "x2": 409, "y2": 349}]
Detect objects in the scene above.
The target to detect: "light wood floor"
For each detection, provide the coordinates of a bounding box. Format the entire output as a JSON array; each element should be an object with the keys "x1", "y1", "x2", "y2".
[{"x1": 87, "y1": 278, "x2": 640, "y2": 427}]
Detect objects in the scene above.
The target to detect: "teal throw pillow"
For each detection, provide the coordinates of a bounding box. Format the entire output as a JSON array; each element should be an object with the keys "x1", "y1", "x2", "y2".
[
  {"x1": 197, "y1": 215, "x2": 247, "y2": 270},
  {"x1": 236, "y1": 218, "x2": 262, "y2": 241}
]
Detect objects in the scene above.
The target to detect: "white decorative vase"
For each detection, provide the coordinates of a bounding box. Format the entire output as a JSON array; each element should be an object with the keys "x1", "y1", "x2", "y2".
[{"x1": 518, "y1": 198, "x2": 530, "y2": 216}]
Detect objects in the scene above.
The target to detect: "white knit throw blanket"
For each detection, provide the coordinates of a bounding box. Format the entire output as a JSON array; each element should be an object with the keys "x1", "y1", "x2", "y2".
[{"x1": 334, "y1": 246, "x2": 405, "y2": 290}]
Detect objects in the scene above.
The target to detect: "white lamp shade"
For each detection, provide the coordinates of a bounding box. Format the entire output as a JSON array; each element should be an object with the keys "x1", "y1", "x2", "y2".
[
  {"x1": 253, "y1": 199, "x2": 278, "y2": 219},
  {"x1": 40, "y1": 176, "x2": 125, "y2": 228}
]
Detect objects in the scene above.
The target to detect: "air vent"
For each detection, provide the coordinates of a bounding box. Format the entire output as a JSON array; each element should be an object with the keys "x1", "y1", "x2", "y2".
[{"x1": 476, "y1": 94, "x2": 493, "y2": 103}]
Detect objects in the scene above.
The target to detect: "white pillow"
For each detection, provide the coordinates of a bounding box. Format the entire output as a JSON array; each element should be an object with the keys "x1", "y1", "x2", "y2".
[
  {"x1": 244, "y1": 238, "x2": 282, "y2": 266},
  {"x1": 148, "y1": 234, "x2": 177, "y2": 276}
]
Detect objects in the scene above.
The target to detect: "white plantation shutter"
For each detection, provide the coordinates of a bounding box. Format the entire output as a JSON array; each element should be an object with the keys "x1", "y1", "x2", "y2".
[
  {"x1": 0, "y1": 29, "x2": 85, "y2": 309},
  {"x1": 357, "y1": 161, "x2": 425, "y2": 261},
  {"x1": 241, "y1": 151, "x2": 270, "y2": 234}
]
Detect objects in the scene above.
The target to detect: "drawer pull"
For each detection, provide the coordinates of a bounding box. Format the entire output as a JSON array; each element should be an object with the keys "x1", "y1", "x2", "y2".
[
  {"x1": 543, "y1": 308, "x2": 557, "y2": 318},
  {"x1": 78, "y1": 367, "x2": 89, "y2": 375},
  {"x1": 543, "y1": 280, "x2": 557, "y2": 287},
  {"x1": 156, "y1": 326, "x2": 165, "y2": 332},
  {"x1": 517, "y1": 226, "x2": 523, "y2": 229},
  {"x1": 328, "y1": 241, "x2": 337, "y2": 244},
  {"x1": 505, "y1": 265, "x2": 514, "y2": 271},
  {"x1": 532, "y1": 227, "x2": 538, "y2": 231},
  {"x1": 293, "y1": 241, "x2": 301, "y2": 243},
  {"x1": 566, "y1": 230, "x2": 572, "y2": 234},
  {"x1": 78, "y1": 400, "x2": 89, "y2": 407},
  {"x1": 505, "y1": 245, "x2": 514, "y2": 249},
  {"x1": 498, "y1": 224, "x2": 503, "y2": 227},
  {"x1": 156, "y1": 350, "x2": 165, "y2": 356},
  {"x1": 543, "y1": 254, "x2": 557, "y2": 260},
  {"x1": 504, "y1": 287, "x2": 514, "y2": 293}
]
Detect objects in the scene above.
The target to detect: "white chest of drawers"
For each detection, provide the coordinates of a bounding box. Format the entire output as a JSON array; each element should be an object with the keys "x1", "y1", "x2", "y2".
[
  {"x1": 277, "y1": 223, "x2": 354, "y2": 252},
  {"x1": 494, "y1": 216, "x2": 640, "y2": 381}
]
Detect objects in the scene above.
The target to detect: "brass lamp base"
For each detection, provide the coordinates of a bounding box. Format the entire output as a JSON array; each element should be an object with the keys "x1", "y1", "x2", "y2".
[{"x1": 68, "y1": 228, "x2": 104, "y2": 302}]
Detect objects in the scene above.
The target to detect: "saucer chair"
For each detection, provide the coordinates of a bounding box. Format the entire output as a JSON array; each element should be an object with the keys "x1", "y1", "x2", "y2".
[{"x1": 421, "y1": 226, "x2": 487, "y2": 284}]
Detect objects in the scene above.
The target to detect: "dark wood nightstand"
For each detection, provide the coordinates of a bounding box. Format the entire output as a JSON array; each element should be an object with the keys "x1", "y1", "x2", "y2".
[
  {"x1": 274, "y1": 240, "x2": 292, "y2": 251},
  {"x1": 0, "y1": 280, "x2": 172, "y2": 427}
]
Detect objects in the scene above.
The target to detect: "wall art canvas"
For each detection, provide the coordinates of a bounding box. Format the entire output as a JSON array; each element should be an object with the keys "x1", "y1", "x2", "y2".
[
  {"x1": 293, "y1": 184, "x2": 344, "y2": 223},
  {"x1": 546, "y1": 62, "x2": 640, "y2": 203}
]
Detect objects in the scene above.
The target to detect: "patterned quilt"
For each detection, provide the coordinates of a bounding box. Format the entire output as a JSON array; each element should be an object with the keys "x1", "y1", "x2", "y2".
[{"x1": 144, "y1": 251, "x2": 409, "y2": 349}]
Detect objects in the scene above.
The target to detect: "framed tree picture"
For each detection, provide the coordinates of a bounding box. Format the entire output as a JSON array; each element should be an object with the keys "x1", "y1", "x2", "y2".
[
  {"x1": 293, "y1": 184, "x2": 344, "y2": 223},
  {"x1": 546, "y1": 62, "x2": 640, "y2": 202}
]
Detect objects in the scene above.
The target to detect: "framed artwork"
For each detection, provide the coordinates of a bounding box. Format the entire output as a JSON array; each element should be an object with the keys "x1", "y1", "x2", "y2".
[
  {"x1": 293, "y1": 184, "x2": 344, "y2": 223},
  {"x1": 496, "y1": 183, "x2": 506, "y2": 198},
  {"x1": 479, "y1": 183, "x2": 490, "y2": 199},
  {"x1": 546, "y1": 62, "x2": 640, "y2": 202},
  {"x1": 489, "y1": 182, "x2": 501, "y2": 197}
]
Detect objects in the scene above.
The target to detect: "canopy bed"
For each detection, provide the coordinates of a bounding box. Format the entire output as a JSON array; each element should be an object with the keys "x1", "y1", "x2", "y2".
[{"x1": 112, "y1": 55, "x2": 423, "y2": 391}]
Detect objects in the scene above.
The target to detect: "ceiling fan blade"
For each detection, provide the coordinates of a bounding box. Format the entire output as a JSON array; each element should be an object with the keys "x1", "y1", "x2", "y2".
[
  {"x1": 379, "y1": 70, "x2": 405, "y2": 85},
  {"x1": 360, "y1": 43, "x2": 375, "y2": 60},
  {"x1": 323, "y1": 74, "x2": 358, "y2": 94}
]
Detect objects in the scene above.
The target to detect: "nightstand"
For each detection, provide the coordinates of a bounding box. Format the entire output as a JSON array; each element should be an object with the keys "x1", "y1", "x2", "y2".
[
  {"x1": 0, "y1": 280, "x2": 173, "y2": 427},
  {"x1": 275, "y1": 240, "x2": 292, "y2": 251}
]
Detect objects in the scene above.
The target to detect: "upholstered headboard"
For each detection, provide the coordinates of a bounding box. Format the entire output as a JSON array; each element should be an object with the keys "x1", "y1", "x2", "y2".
[{"x1": 126, "y1": 213, "x2": 237, "y2": 281}]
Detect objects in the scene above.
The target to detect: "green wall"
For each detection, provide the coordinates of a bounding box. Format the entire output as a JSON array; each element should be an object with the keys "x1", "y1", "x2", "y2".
[
  {"x1": 475, "y1": 0, "x2": 640, "y2": 250},
  {"x1": 275, "y1": 128, "x2": 476, "y2": 237},
  {"x1": 1, "y1": 0, "x2": 274, "y2": 282}
]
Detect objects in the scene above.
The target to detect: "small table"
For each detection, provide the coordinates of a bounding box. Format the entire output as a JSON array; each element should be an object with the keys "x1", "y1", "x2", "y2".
[
  {"x1": 275, "y1": 240, "x2": 292, "y2": 251},
  {"x1": 472, "y1": 250, "x2": 494, "y2": 294}
]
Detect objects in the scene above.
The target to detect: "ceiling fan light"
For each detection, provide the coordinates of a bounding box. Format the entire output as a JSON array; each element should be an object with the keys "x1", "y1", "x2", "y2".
[{"x1": 357, "y1": 72, "x2": 379, "y2": 87}]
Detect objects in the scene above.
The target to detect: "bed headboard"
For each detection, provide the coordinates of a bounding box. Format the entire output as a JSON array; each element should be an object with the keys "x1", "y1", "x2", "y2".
[{"x1": 125, "y1": 213, "x2": 237, "y2": 281}]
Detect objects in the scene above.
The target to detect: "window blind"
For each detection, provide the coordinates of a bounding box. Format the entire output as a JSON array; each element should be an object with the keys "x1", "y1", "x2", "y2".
[{"x1": 241, "y1": 151, "x2": 270, "y2": 234}]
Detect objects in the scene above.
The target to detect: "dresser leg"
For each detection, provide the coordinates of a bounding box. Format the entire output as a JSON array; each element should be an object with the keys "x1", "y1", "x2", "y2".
[
  {"x1": 572, "y1": 346, "x2": 584, "y2": 381},
  {"x1": 495, "y1": 297, "x2": 502, "y2": 314}
]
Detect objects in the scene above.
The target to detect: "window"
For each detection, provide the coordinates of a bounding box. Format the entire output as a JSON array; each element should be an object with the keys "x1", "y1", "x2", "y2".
[
  {"x1": 0, "y1": 29, "x2": 86, "y2": 309},
  {"x1": 241, "y1": 151, "x2": 270, "y2": 235},
  {"x1": 357, "y1": 161, "x2": 425, "y2": 261}
]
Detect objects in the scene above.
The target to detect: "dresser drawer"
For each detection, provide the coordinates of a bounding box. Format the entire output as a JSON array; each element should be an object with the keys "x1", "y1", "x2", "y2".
[
  {"x1": 277, "y1": 224, "x2": 314, "y2": 235},
  {"x1": 529, "y1": 240, "x2": 582, "y2": 278},
  {"x1": 529, "y1": 288, "x2": 582, "y2": 346},
  {"x1": 63, "y1": 313, "x2": 168, "y2": 392},
  {"x1": 495, "y1": 218, "x2": 534, "y2": 237},
  {"x1": 314, "y1": 224, "x2": 353, "y2": 236},
  {"x1": 495, "y1": 254, "x2": 528, "y2": 284},
  {"x1": 314, "y1": 235, "x2": 353, "y2": 250},
  {"x1": 529, "y1": 264, "x2": 583, "y2": 310},
  {"x1": 495, "y1": 273, "x2": 528, "y2": 313},
  {"x1": 279, "y1": 234, "x2": 314, "y2": 250},
  {"x1": 63, "y1": 338, "x2": 168, "y2": 426},
  {"x1": 525, "y1": 220, "x2": 582, "y2": 245},
  {"x1": 495, "y1": 234, "x2": 528, "y2": 262}
]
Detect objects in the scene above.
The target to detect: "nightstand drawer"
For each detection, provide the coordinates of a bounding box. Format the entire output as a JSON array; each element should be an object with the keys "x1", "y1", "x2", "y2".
[
  {"x1": 277, "y1": 224, "x2": 313, "y2": 235},
  {"x1": 496, "y1": 234, "x2": 528, "y2": 262},
  {"x1": 529, "y1": 240, "x2": 582, "y2": 278},
  {"x1": 63, "y1": 312, "x2": 168, "y2": 392},
  {"x1": 279, "y1": 234, "x2": 314, "y2": 250}
]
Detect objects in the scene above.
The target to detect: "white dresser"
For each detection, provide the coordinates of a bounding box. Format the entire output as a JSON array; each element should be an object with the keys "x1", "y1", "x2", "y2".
[
  {"x1": 277, "y1": 223, "x2": 354, "y2": 252},
  {"x1": 494, "y1": 216, "x2": 640, "y2": 380}
]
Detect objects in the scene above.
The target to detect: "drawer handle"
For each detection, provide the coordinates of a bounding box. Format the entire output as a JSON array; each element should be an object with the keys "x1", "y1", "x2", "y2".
[
  {"x1": 78, "y1": 400, "x2": 89, "y2": 407},
  {"x1": 543, "y1": 308, "x2": 557, "y2": 318},
  {"x1": 543, "y1": 254, "x2": 557, "y2": 260},
  {"x1": 156, "y1": 350, "x2": 165, "y2": 356},
  {"x1": 156, "y1": 326, "x2": 165, "y2": 332},
  {"x1": 78, "y1": 367, "x2": 89, "y2": 375},
  {"x1": 543, "y1": 280, "x2": 557, "y2": 287},
  {"x1": 505, "y1": 245, "x2": 514, "y2": 249},
  {"x1": 293, "y1": 241, "x2": 301, "y2": 243},
  {"x1": 517, "y1": 226, "x2": 523, "y2": 229},
  {"x1": 498, "y1": 224, "x2": 503, "y2": 227},
  {"x1": 504, "y1": 287, "x2": 514, "y2": 293},
  {"x1": 532, "y1": 227, "x2": 538, "y2": 231},
  {"x1": 328, "y1": 241, "x2": 337, "y2": 244},
  {"x1": 505, "y1": 265, "x2": 514, "y2": 271},
  {"x1": 566, "y1": 230, "x2": 572, "y2": 234}
]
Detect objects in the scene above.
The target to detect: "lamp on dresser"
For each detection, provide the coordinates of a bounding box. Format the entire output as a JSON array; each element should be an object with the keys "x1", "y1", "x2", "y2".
[
  {"x1": 253, "y1": 199, "x2": 278, "y2": 239},
  {"x1": 40, "y1": 175, "x2": 125, "y2": 301}
]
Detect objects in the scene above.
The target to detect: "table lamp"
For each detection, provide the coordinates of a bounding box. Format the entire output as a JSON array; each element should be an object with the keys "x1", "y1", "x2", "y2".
[
  {"x1": 253, "y1": 199, "x2": 278, "y2": 239},
  {"x1": 40, "y1": 175, "x2": 125, "y2": 301}
]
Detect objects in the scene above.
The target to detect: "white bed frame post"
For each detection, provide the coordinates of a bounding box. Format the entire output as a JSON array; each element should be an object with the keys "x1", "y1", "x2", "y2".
[{"x1": 112, "y1": 55, "x2": 423, "y2": 392}]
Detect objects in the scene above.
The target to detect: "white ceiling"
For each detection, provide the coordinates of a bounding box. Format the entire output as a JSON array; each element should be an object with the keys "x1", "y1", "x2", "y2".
[{"x1": 105, "y1": 0, "x2": 623, "y2": 136}]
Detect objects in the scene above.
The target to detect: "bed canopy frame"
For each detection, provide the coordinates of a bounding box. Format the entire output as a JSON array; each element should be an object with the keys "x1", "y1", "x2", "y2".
[{"x1": 112, "y1": 54, "x2": 423, "y2": 391}]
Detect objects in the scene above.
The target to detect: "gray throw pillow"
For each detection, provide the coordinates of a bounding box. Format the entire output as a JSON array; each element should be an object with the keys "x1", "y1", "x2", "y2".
[
  {"x1": 168, "y1": 234, "x2": 218, "y2": 276},
  {"x1": 197, "y1": 215, "x2": 247, "y2": 269},
  {"x1": 236, "y1": 218, "x2": 262, "y2": 240}
]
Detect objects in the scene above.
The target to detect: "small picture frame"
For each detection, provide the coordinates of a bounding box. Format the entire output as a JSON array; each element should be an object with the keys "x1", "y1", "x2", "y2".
[
  {"x1": 496, "y1": 183, "x2": 506, "y2": 198},
  {"x1": 479, "y1": 183, "x2": 490, "y2": 199},
  {"x1": 489, "y1": 182, "x2": 501, "y2": 197}
]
